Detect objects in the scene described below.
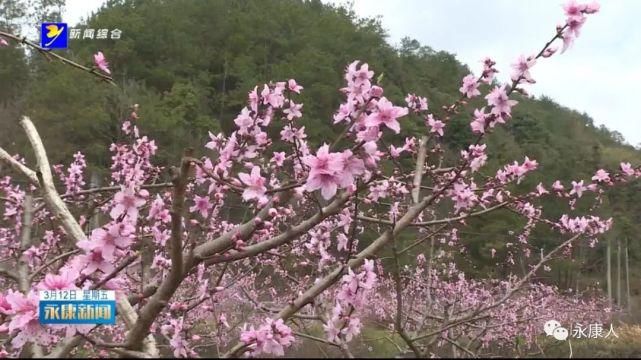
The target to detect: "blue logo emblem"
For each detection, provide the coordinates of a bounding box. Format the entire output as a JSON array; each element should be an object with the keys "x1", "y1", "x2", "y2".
[
  {"x1": 40, "y1": 23, "x2": 68, "y2": 49},
  {"x1": 39, "y1": 290, "x2": 116, "y2": 325}
]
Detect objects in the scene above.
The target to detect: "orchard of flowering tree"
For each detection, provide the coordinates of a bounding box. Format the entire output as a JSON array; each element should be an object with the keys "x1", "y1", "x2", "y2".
[{"x1": 0, "y1": 0, "x2": 638, "y2": 358}]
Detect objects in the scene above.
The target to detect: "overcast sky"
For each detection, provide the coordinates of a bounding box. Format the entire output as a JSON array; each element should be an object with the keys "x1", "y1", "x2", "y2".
[{"x1": 62, "y1": 0, "x2": 640, "y2": 146}]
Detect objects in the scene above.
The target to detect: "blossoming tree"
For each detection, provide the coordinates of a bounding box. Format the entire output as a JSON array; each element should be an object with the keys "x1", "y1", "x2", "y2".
[{"x1": 0, "y1": 0, "x2": 629, "y2": 357}]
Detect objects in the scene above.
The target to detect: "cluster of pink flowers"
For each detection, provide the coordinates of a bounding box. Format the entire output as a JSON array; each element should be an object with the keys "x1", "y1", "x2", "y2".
[
  {"x1": 53, "y1": 152, "x2": 87, "y2": 195},
  {"x1": 561, "y1": 0, "x2": 600, "y2": 52},
  {"x1": 570, "y1": 179, "x2": 592, "y2": 198},
  {"x1": 147, "y1": 194, "x2": 171, "y2": 247},
  {"x1": 300, "y1": 207, "x2": 360, "y2": 268},
  {"x1": 364, "y1": 97, "x2": 409, "y2": 134},
  {"x1": 461, "y1": 144, "x2": 488, "y2": 173},
  {"x1": 304, "y1": 223, "x2": 336, "y2": 269},
  {"x1": 481, "y1": 57, "x2": 498, "y2": 84},
  {"x1": 591, "y1": 168, "x2": 611, "y2": 183},
  {"x1": 205, "y1": 132, "x2": 239, "y2": 177},
  {"x1": 368, "y1": 259, "x2": 610, "y2": 350},
  {"x1": 238, "y1": 166, "x2": 268, "y2": 204},
  {"x1": 495, "y1": 156, "x2": 538, "y2": 184},
  {"x1": 324, "y1": 260, "x2": 377, "y2": 343},
  {"x1": 510, "y1": 54, "x2": 537, "y2": 83},
  {"x1": 110, "y1": 187, "x2": 148, "y2": 220},
  {"x1": 334, "y1": 61, "x2": 408, "y2": 139},
  {"x1": 0, "y1": 174, "x2": 25, "y2": 232},
  {"x1": 448, "y1": 180, "x2": 478, "y2": 213},
  {"x1": 240, "y1": 318, "x2": 295, "y2": 356},
  {"x1": 389, "y1": 138, "x2": 416, "y2": 159},
  {"x1": 109, "y1": 124, "x2": 159, "y2": 187},
  {"x1": 59, "y1": 126, "x2": 152, "y2": 281},
  {"x1": 36, "y1": 268, "x2": 78, "y2": 291},
  {"x1": 464, "y1": 0, "x2": 599, "y2": 138},
  {"x1": 78, "y1": 221, "x2": 135, "y2": 271},
  {"x1": 459, "y1": 74, "x2": 481, "y2": 98},
  {"x1": 303, "y1": 144, "x2": 365, "y2": 200},
  {"x1": 206, "y1": 79, "x2": 310, "y2": 206},
  {"x1": 620, "y1": 162, "x2": 636, "y2": 177},
  {"x1": 425, "y1": 114, "x2": 445, "y2": 137},
  {"x1": 0, "y1": 290, "x2": 53, "y2": 348},
  {"x1": 558, "y1": 214, "x2": 612, "y2": 237},
  {"x1": 93, "y1": 51, "x2": 110, "y2": 75},
  {"x1": 161, "y1": 318, "x2": 197, "y2": 357},
  {"x1": 365, "y1": 177, "x2": 409, "y2": 203},
  {"x1": 404, "y1": 93, "x2": 428, "y2": 113},
  {"x1": 486, "y1": 85, "x2": 519, "y2": 122},
  {"x1": 339, "y1": 61, "x2": 375, "y2": 108}
]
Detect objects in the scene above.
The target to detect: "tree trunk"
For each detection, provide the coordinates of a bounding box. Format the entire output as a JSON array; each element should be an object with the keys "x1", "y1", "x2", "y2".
[
  {"x1": 607, "y1": 237, "x2": 612, "y2": 308},
  {"x1": 617, "y1": 238, "x2": 622, "y2": 306},
  {"x1": 626, "y1": 239, "x2": 631, "y2": 313}
]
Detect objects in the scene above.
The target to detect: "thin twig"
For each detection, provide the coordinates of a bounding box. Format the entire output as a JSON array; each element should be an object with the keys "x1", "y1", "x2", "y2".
[
  {"x1": 0, "y1": 30, "x2": 117, "y2": 86},
  {"x1": 29, "y1": 249, "x2": 80, "y2": 280}
]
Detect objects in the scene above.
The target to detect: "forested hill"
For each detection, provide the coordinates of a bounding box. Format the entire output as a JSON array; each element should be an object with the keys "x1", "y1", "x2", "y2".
[{"x1": 1, "y1": 0, "x2": 641, "y2": 289}]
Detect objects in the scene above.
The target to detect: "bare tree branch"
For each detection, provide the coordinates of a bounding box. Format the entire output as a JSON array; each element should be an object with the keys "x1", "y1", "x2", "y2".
[
  {"x1": 392, "y1": 232, "x2": 422, "y2": 357},
  {"x1": 357, "y1": 201, "x2": 509, "y2": 227},
  {"x1": 0, "y1": 147, "x2": 40, "y2": 186},
  {"x1": 124, "y1": 150, "x2": 193, "y2": 350},
  {"x1": 58, "y1": 182, "x2": 173, "y2": 199},
  {"x1": 411, "y1": 135, "x2": 428, "y2": 204},
  {"x1": 0, "y1": 31, "x2": 117, "y2": 86},
  {"x1": 18, "y1": 194, "x2": 33, "y2": 292},
  {"x1": 20, "y1": 116, "x2": 87, "y2": 245},
  {"x1": 200, "y1": 191, "x2": 349, "y2": 264},
  {"x1": 29, "y1": 249, "x2": 80, "y2": 281}
]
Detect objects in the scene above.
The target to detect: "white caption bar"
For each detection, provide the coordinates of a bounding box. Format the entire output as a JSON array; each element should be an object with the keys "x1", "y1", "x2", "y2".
[{"x1": 39, "y1": 290, "x2": 116, "y2": 301}]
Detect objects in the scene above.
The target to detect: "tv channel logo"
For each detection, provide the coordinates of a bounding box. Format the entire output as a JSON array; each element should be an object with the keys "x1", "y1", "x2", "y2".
[
  {"x1": 41, "y1": 23, "x2": 68, "y2": 49},
  {"x1": 39, "y1": 289, "x2": 116, "y2": 325}
]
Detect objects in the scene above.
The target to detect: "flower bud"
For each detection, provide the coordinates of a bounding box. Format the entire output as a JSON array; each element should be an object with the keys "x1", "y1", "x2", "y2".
[
  {"x1": 542, "y1": 46, "x2": 558, "y2": 58},
  {"x1": 370, "y1": 85, "x2": 384, "y2": 98}
]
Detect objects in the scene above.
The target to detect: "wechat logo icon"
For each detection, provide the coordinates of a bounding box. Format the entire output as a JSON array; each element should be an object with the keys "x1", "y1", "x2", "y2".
[{"x1": 544, "y1": 319, "x2": 569, "y2": 341}]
